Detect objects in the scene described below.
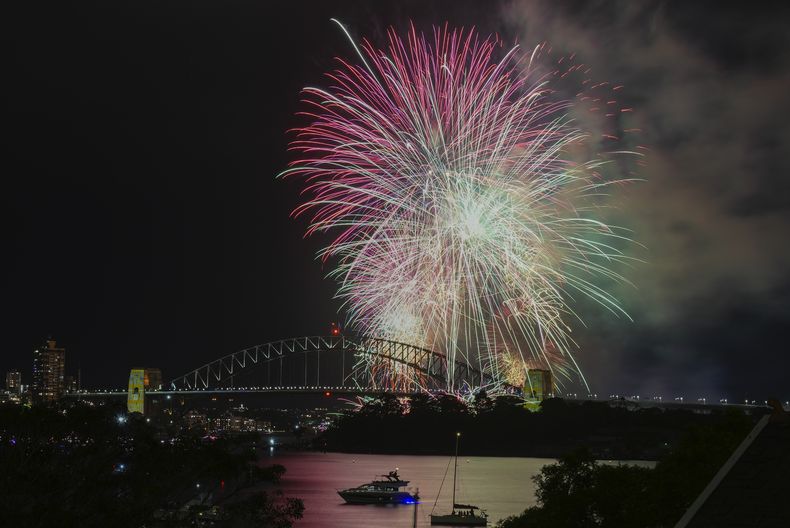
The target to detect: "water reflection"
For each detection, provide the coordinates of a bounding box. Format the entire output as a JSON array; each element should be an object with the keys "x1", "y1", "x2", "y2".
[{"x1": 263, "y1": 452, "x2": 553, "y2": 527}]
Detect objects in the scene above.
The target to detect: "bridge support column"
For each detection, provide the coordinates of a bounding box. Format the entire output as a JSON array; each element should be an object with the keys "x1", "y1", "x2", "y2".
[{"x1": 128, "y1": 369, "x2": 145, "y2": 414}]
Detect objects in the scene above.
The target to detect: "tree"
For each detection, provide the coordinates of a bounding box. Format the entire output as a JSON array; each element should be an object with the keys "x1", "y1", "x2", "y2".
[
  {"x1": 221, "y1": 492, "x2": 304, "y2": 528},
  {"x1": 513, "y1": 449, "x2": 598, "y2": 528},
  {"x1": 435, "y1": 393, "x2": 469, "y2": 415},
  {"x1": 0, "y1": 403, "x2": 303, "y2": 528},
  {"x1": 473, "y1": 390, "x2": 494, "y2": 415},
  {"x1": 360, "y1": 393, "x2": 405, "y2": 417},
  {"x1": 407, "y1": 392, "x2": 438, "y2": 416},
  {"x1": 497, "y1": 411, "x2": 754, "y2": 528},
  {"x1": 498, "y1": 449, "x2": 651, "y2": 528}
]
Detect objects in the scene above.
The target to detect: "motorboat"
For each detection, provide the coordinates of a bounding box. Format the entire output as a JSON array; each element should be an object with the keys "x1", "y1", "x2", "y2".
[{"x1": 338, "y1": 470, "x2": 419, "y2": 505}]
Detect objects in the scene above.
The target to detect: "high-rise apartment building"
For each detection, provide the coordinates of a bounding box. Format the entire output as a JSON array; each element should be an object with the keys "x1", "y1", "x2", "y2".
[
  {"x1": 5, "y1": 371, "x2": 21, "y2": 394},
  {"x1": 32, "y1": 340, "x2": 66, "y2": 404}
]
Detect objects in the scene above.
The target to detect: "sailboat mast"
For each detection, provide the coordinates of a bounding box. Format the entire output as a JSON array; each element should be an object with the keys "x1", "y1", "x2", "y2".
[{"x1": 452, "y1": 432, "x2": 460, "y2": 510}]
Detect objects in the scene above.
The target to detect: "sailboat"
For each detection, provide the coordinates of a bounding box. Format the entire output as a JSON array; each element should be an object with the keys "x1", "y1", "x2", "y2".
[{"x1": 430, "y1": 432, "x2": 488, "y2": 526}]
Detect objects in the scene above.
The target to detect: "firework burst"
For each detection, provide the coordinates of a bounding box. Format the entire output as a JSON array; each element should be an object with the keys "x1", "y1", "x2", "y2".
[{"x1": 282, "y1": 22, "x2": 639, "y2": 392}]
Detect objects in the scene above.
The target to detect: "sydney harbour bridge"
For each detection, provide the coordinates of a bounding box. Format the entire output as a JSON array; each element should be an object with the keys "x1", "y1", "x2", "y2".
[
  {"x1": 168, "y1": 335, "x2": 497, "y2": 394},
  {"x1": 75, "y1": 335, "x2": 514, "y2": 401}
]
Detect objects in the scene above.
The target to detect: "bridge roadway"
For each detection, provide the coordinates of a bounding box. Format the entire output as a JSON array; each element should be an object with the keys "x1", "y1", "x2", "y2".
[
  {"x1": 66, "y1": 390, "x2": 774, "y2": 413},
  {"x1": 65, "y1": 386, "x2": 447, "y2": 397}
]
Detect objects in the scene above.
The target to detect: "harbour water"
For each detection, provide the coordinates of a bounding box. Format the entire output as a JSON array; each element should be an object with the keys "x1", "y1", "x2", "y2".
[{"x1": 263, "y1": 451, "x2": 654, "y2": 527}]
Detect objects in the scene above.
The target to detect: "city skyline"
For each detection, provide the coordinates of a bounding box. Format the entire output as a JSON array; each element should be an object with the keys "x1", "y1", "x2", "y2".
[{"x1": 4, "y1": 0, "x2": 790, "y2": 399}]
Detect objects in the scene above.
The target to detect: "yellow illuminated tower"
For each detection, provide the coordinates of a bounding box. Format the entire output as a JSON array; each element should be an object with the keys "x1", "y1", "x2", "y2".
[
  {"x1": 523, "y1": 369, "x2": 553, "y2": 411},
  {"x1": 525, "y1": 369, "x2": 553, "y2": 400},
  {"x1": 127, "y1": 369, "x2": 146, "y2": 413},
  {"x1": 127, "y1": 367, "x2": 163, "y2": 414}
]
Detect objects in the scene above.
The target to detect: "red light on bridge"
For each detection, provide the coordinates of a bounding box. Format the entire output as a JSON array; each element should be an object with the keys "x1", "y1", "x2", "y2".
[
  {"x1": 324, "y1": 391, "x2": 332, "y2": 397},
  {"x1": 330, "y1": 322, "x2": 341, "y2": 336}
]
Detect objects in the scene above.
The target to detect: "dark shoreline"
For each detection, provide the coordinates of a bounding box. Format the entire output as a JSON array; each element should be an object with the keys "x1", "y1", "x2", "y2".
[
  {"x1": 298, "y1": 446, "x2": 659, "y2": 461},
  {"x1": 312, "y1": 396, "x2": 768, "y2": 462}
]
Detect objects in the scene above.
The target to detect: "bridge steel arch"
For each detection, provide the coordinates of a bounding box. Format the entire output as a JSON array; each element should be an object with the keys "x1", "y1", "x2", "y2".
[{"x1": 168, "y1": 335, "x2": 494, "y2": 392}]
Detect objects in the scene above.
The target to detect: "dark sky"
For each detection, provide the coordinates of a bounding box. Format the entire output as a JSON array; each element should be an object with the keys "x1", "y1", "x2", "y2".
[{"x1": 4, "y1": 1, "x2": 789, "y2": 400}]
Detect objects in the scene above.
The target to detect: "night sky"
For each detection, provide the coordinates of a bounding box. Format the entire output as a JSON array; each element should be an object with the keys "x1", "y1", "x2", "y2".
[{"x1": 4, "y1": 1, "x2": 789, "y2": 400}]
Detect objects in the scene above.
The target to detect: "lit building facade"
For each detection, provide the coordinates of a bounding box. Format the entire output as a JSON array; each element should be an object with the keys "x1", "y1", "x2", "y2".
[
  {"x1": 65, "y1": 375, "x2": 78, "y2": 393},
  {"x1": 32, "y1": 340, "x2": 66, "y2": 404},
  {"x1": 212, "y1": 413, "x2": 272, "y2": 433},
  {"x1": 5, "y1": 371, "x2": 22, "y2": 394}
]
